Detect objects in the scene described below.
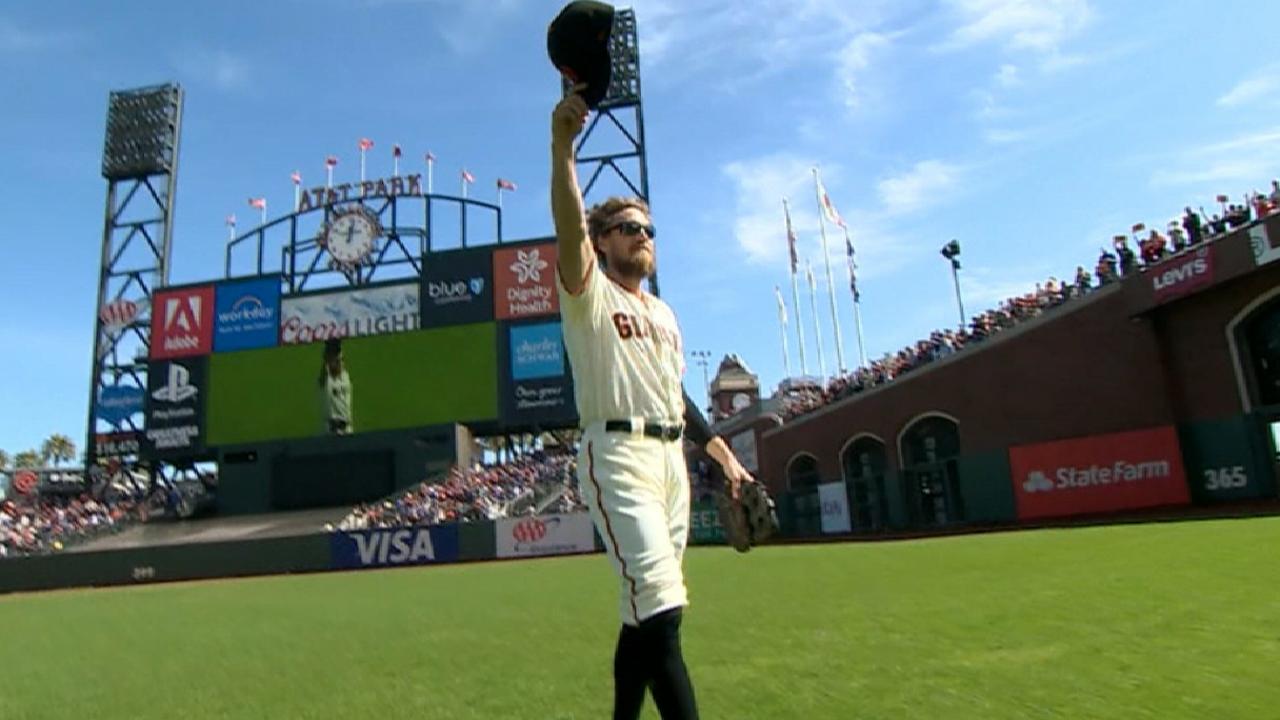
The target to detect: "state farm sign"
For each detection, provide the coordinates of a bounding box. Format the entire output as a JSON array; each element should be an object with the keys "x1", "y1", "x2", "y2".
[
  {"x1": 1151, "y1": 246, "x2": 1214, "y2": 304},
  {"x1": 1009, "y1": 426, "x2": 1190, "y2": 521}
]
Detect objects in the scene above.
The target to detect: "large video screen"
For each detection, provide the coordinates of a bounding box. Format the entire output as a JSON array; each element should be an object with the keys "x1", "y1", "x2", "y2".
[{"x1": 206, "y1": 323, "x2": 498, "y2": 446}]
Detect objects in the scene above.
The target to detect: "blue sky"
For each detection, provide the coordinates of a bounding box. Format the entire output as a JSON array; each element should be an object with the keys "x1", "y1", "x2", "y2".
[{"x1": 2, "y1": 0, "x2": 1280, "y2": 457}]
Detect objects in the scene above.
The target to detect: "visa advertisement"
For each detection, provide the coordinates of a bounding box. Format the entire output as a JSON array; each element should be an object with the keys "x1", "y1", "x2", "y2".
[
  {"x1": 1009, "y1": 426, "x2": 1190, "y2": 520},
  {"x1": 330, "y1": 524, "x2": 460, "y2": 568}
]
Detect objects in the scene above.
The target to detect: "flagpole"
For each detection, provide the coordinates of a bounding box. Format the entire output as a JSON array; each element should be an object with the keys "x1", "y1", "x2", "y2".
[
  {"x1": 806, "y1": 259, "x2": 827, "y2": 383},
  {"x1": 293, "y1": 174, "x2": 301, "y2": 212},
  {"x1": 783, "y1": 198, "x2": 808, "y2": 377},
  {"x1": 260, "y1": 204, "x2": 267, "y2": 228},
  {"x1": 774, "y1": 286, "x2": 791, "y2": 378},
  {"x1": 360, "y1": 148, "x2": 367, "y2": 184},
  {"x1": 227, "y1": 217, "x2": 235, "y2": 243},
  {"x1": 392, "y1": 148, "x2": 400, "y2": 178},
  {"x1": 844, "y1": 225, "x2": 868, "y2": 368},
  {"x1": 812, "y1": 167, "x2": 846, "y2": 374},
  {"x1": 497, "y1": 186, "x2": 503, "y2": 210},
  {"x1": 326, "y1": 159, "x2": 334, "y2": 189},
  {"x1": 461, "y1": 171, "x2": 468, "y2": 200},
  {"x1": 426, "y1": 154, "x2": 434, "y2": 194}
]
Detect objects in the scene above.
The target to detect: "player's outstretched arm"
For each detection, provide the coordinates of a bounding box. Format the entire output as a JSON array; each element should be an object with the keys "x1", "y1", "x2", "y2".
[{"x1": 550, "y1": 91, "x2": 595, "y2": 294}]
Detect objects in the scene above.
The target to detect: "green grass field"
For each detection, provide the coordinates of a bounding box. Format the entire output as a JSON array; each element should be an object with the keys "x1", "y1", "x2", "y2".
[{"x1": 1, "y1": 517, "x2": 1277, "y2": 719}]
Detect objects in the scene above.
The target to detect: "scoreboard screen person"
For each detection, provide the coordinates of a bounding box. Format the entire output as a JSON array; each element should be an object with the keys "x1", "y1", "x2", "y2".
[{"x1": 549, "y1": 18, "x2": 758, "y2": 720}]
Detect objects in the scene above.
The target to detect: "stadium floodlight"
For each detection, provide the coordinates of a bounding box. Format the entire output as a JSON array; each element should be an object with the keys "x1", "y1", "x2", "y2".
[
  {"x1": 940, "y1": 240, "x2": 966, "y2": 328},
  {"x1": 101, "y1": 84, "x2": 182, "y2": 180}
]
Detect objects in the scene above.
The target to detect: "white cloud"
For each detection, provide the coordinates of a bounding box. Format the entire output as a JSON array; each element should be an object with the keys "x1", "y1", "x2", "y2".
[
  {"x1": 1152, "y1": 128, "x2": 1280, "y2": 188},
  {"x1": 877, "y1": 161, "x2": 962, "y2": 216},
  {"x1": 941, "y1": 0, "x2": 1094, "y2": 55},
  {"x1": 836, "y1": 32, "x2": 891, "y2": 110},
  {"x1": 0, "y1": 17, "x2": 74, "y2": 52},
  {"x1": 1217, "y1": 70, "x2": 1280, "y2": 108},
  {"x1": 175, "y1": 50, "x2": 250, "y2": 92},
  {"x1": 721, "y1": 154, "x2": 828, "y2": 266},
  {"x1": 994, "y1": 63, "x2": 1020, "y2": 87}
]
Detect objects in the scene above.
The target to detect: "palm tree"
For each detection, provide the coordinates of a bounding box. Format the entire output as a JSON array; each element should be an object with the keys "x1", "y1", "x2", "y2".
[
  {"x1": 0, "y1": 449, "x2": 9, "y2": 471},
  {"x1": 13, "y1": 450, "x2": 41, "y2": 469},
  {"x1": 41, "y1": 434, "x2": 77, "y2": 467}
]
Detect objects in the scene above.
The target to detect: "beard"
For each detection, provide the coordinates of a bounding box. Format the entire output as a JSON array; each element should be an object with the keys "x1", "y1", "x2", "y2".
[{"x1": 610, "y1": 247, "x2": 654, "y2": 281}]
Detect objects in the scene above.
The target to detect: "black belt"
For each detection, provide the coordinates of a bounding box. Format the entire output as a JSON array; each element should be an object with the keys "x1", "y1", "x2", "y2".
[{"x1": 604, "y1": 420, "x2": 684, "y2": 442}]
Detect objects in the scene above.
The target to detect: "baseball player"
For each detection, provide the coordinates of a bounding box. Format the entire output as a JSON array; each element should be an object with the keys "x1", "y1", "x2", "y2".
[
  {"x1": 318, "y1": 338, "x2": 354, "y2": 435},
  {"x1": 551, "y1": 90, "x2": 756, "y2": 720}
]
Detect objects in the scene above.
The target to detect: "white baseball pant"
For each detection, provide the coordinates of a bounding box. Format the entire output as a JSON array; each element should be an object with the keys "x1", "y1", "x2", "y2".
[{"x1": 578, "y1": 422, "x2": 691, "y2": 626}]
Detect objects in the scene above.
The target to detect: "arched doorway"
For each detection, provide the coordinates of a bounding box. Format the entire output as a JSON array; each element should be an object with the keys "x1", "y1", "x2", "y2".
[
  {"x1": 841, "y1": 435, "x2": 889, "y2": 532},
  {"x1": 1230, "y1": 293, "x2": 1280, "y2": 482},
  {"x1": 786, "y1": 453, "x2": 822, "y2": 536},
  {"x1": 898, "y1": 414, "x2": 964, "y2": 528}
]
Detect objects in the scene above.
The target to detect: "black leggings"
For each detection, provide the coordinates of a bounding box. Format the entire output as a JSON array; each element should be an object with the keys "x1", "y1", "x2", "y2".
[{"x1": 613, "y1": 607, "x2": 699, "y2": 720}]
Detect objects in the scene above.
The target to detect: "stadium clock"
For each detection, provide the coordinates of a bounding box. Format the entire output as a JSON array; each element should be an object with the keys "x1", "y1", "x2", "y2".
[{"x1": 319, "y1": 207, "x2": 381, "y2": 268}]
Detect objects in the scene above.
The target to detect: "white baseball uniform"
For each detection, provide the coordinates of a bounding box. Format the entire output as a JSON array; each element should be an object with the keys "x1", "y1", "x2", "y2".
[{"x1": 558, "y1": 259, "x2": 690, "y2": 626}]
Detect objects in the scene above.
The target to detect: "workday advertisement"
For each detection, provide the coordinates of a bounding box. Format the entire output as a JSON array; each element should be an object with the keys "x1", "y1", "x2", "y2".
[{"x1": 214, "y1": 276, "x2": 280, "y2": 352}]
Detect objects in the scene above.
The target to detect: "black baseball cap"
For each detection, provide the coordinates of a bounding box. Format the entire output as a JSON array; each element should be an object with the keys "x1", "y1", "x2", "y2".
[{"x1": 547, "y1": 1, "x2": 615, "y2": 109}]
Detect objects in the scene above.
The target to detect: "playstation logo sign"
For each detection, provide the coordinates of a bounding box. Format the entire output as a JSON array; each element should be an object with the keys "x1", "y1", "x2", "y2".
[{"x1": 151, "y1": 363, "x2": 198, "y2": 403}]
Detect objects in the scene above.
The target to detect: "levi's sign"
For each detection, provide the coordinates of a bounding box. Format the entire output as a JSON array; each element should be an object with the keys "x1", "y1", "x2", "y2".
[
  {"x1": 1009, "y1": 426, "x2": 1190, "y2": 520},
  {"x1": 1151, "y1": 246, "x2": 1214, "y2": 304}
]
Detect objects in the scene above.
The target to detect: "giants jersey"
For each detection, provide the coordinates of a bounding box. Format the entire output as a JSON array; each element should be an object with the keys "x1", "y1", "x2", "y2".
[{"x1": 557, "y1": 260, "x2": 685, "y2": 426}]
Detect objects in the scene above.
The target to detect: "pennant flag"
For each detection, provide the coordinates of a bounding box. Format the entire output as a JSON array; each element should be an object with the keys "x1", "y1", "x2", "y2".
[
  {"x1": 325, "y1": 155, "x2": 339, "y2": 168},
  {"x1": 461, "y1": 169, "x2": 475, "y2": 184},
  {"x1": 225, "y1": 214, "x2": 236, "y2": 226},
  {"x1": 358, "y1": 138, "x2": 374, "y2": 151},
  {"x1": 392, "y1": 144, "x2": 402, "y2": 158},
  {"x1": 426, "y1": 151, "x2": 436, "y2": 163},
  {"x1": 784, "y1": 200, "x2": 799, "y2": 274},
  {"x1": 815, "y1": 174, "x2": 846, "y2": 228},
  {"x1": 290, "y1": 171, "x2": 301, "y2": 185},
  {"x1": 845, "y1": 235, "x2": 860, "y2": 302},
  {"x1": 774, "y1": 285, "x2": 788, "y2": 325},
  {"x1": 497, "y1": 178, "x2": 517, "y2": 191},
  {"x1": 248, "y1": 197, "x2": 266, "y2": 209}
]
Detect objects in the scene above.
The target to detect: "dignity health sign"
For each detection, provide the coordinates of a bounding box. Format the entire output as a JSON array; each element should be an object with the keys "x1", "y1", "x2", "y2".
[{"x1": 1009, "y1": 426, "x2": 1190, "y2": 521}]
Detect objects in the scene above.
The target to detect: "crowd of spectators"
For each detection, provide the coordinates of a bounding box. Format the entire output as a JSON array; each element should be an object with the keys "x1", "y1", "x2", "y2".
[
  {"x1": 779, "y1": 183, "x2": 1280, "y2": 422},
  {"x1": 331, "y1": 449, "x2": 582, "y2": 531},
  {"x1": 0, "y1": 493, "x2": 144, "y2": 558}
]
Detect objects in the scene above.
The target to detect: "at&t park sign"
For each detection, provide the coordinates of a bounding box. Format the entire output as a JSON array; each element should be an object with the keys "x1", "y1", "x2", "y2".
[{"x1": 296, "y1": 174, "x2": 426, "y2": 212}]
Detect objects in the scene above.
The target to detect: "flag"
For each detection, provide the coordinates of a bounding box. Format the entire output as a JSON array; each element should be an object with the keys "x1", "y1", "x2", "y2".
[
  {"x1": 1131, "y1": 222, "x2": 1145, "y2": 233},
  {"x1": 461, "y1": 169, "x2": 475, "y2": 184},
  {"x1": 426, "y1": 151, "x2": 436, "y2": 163},
  {"x1": 291, "y1": 171, "x2": 301, "y2": 185},
  {"x1": 805, "y1": 261, "x2": 817, "y2": 292},
  {"x1": 325, "y1": 155, "x2": 338, "y2": 168},
  {"x1": 774, "y1": 285, "x2": 788, "y2": 325},
  {"x1": 815, "y1": 174, "x2": 846, "y2": 228},
  {"x1": 497, "y1": 178, "x2": 517, "y2": 191},
  {"x1": 225, "y1": 214, "x2": 236, "y2": 226},
  {"x1": 248, "y1": 197, "x2": 266, "y2": 209},
  {"x1": 358, "y1": 138, "x2": 374, "y2": 151},
  {"x1": 845, "y1": 235, "x2": 860, "y2": 302},
  {"x1": 1216, "y1": 194, "x2": 1229, "y2": 203},
  {"x1": 784, "y1": 200, "x2": 798, "y2": 274},
  {"x1": 392, "y1": 144, "x2": 402, "y2": 158}
]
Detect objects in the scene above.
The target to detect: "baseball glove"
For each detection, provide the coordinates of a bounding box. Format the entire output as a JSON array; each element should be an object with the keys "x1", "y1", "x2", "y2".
[{"x1": 714, "y1": 479, "x2": 779, "y2": 553}]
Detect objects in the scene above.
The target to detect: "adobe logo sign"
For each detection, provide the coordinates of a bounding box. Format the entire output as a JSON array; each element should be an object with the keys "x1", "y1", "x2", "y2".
[
  {"x1": 1009, "y1": 426, "x2": 1190, "y2": 521},
  {"x1": 150, "y1": 286, "x2": 215, "y2": 359},
  {"x1": 493, "y1": 243, "x2": 559, "y2": 320}
]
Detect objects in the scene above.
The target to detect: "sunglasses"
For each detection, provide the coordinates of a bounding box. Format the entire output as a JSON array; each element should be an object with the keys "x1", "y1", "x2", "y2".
[{"x1": 604, "y1": 220, "x2": 656, "y2": 240}]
